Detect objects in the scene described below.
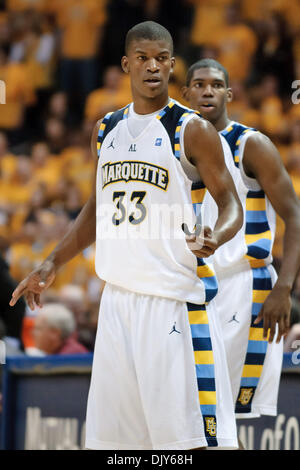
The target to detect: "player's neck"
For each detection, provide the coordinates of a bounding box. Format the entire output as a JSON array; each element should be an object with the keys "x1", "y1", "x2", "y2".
[
  {"x1": 132, "y1": 94, "x2": 169, "y2": 115},
  {"x1": 214, "y1": 113, "x2": 231, "y2": 133}
]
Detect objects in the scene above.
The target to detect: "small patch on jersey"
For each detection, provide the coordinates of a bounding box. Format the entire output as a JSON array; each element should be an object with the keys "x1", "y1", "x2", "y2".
[
  {"x1": 204, "y1": 416, "x2": 217, "y2": 437},
  {"x1": 155, "y1": 138, "x2": 162, "y2": 146},
  {"x1": 237, "y1": 387, "x2": 254, "y2": 406}
]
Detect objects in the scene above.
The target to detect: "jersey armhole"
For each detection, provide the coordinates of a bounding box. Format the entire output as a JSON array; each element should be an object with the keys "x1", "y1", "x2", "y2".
[
  {"x1": 178, "y1": 114, "x2": 202, "y2": 182},
  {"x1": 238, "y1": 131, "x2": 261, "y2": 191},
  {"x1": 97, "y1": 112, "x2": 114, "y2": 158}
]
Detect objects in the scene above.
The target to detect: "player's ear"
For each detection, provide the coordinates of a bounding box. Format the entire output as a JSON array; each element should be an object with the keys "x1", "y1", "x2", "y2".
[
  {"x1": 181, "y1": 85, "x2": 189, "y2": 101},
  {"x1": 227, "y1": 88, "x2": 233, "y2": 103},
  {"x1": 170, "y1": 57, "x2": 175, "y2": 75},
  {"x1": 121, "y1": 56, "x2": 129, "y2": 74}
]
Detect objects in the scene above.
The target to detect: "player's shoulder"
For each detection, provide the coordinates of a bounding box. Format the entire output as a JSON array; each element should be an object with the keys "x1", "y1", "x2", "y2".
[{"x1": 241, "y1": 126, "x2": 275, "y2": 154}]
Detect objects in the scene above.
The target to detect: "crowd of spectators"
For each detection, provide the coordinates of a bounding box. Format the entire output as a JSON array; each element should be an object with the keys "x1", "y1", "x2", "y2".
[{"x1": 0, "y1": 0, "x2": 300, "y2": 355}]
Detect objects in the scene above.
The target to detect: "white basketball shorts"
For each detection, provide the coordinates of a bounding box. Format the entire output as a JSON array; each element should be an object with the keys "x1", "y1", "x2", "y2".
[
  {"x1": 85, "y1": 283, "x2": 238, "y2": 450},
  {"x1": 214, "y1": 264, "x2": 283, "y2": 419}
]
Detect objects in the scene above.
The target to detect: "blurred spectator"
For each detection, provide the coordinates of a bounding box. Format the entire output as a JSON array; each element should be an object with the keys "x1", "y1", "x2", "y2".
[
  {"x1": 250, "y1": 12, "x2": 295, "y2": 99},
  {"x1": 286, "y1": 120, "x2": 300, "y2": 199},
  {"x1": 0, "y1": 153, "x2": 37, "y2": 243},
  {"x1": 258, "y1": 75, "x2": 287, "y2": 141},
  {"x1": 211, "y1": 2, "x2": 257, "y2": 82},
  {"x1": 32, "y1": 303, "x2": 89, "y2": 355},
  {"x1": 0, "y1": 45, "x2": 35, "y2": 141},
  {"x1": 0, "y1": 11, "x2": 10, "y2": 49},
  {"x1": 43, "y1": 117, "x2": 67, "y2": 154},
  {"x1": 45, "y1": 91, "x2": 76, "y2": 129},
  {"x1": 189, "y1": 0, "x2": 232, "y2": 48},
  {"x1": 31, "y1": 141, "x2": 61, "y2": 189},
  {"x1": 52, "y1": 0, "x2": 107, "y2": 119},
  {"x1": 84, "y1": 65, "x2": 131, "y2": 123},
  {"x1": 100, "y1": 0, "x2": 144, "y2": 67},
  {"x1": 47, "y1": 91, "x2": 68, "y2": 121},
  {"x1": 59, "y1": 284, "x2": 96, "y2": 351},
  {"x1": 226, "y1": 80, "x2": 261, "y2": 129},
  {"x1": 0, "y1": 131, "x2": 17, "y2": 182},
  {"x1": 168, "y1": 55, "x2": 188, "y2": 105},
  {"x1": 9, "y1": 11, "x2": 57, "y2": 92},
  {"x1": 190, "y1": 1, "x2": 257, "y2": 82}
]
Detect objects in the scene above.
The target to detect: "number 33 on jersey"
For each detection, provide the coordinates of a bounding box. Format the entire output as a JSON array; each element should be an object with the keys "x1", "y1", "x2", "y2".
[{"x1": 95, "y1": 100, "x2": 218, "y2": 306}]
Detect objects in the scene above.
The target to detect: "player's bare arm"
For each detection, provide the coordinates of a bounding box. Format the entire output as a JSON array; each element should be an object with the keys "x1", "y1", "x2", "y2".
[
  {"x1": 9, "y1": 120, "x2": 101, "y2": 310},
  {"x1": 243, "y1": 132, "x2": 300, "y2": 343},
  {"x1": 184, "y1": 117, "x2": 243, "y2": 258}
]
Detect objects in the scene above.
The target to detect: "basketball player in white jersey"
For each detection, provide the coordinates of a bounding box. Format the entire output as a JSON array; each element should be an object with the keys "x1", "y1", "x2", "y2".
[
  {"x1": 10, "y1": 24, "x2": 243, "y2": 450},
  {"x1": 183, "y1": 59, "x2": 300, "y2": 428}
]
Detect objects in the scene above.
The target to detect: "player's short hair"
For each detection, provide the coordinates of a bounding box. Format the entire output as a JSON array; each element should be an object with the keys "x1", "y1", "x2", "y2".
[
  {"x1": 125, "y1": 21, "x2": 173, "y2": 55},
  {"x1": 186, "y1": 59, "x2": 229, "y2": 87},
  {"x1": 39, "y1": 303, "x2": 76, "y2": 340}
]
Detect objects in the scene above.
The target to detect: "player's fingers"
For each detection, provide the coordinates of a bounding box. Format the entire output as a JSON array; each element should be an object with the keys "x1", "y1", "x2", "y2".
[
  {"x1": 203, "y1": 225, "x2": 213, "y2": 238},
  {"x1": 203, "y1": 226, "x2": 213, "y2": 238},
  {"x1": 34, "y1": 293, "x2": 42, "y2": 308},
  {"x1": 201, "y1": 238, "x2": 217, "y2": 251},
  {"x1": 263, "y1": 312, "x2": 270, "y2": 340},
  {"x1": 268, "y1": 318, "x2": 276, "y2": 343},
  {"x1": 200, "y1": 247, "x2": 215, "y2": 257},
  {"x1": 284, "y1": 314, "x2": 290, "y2": 335},
  {"x1": 254, "y1": 310, "x2": 263, "y2": 326},
  {"x1": 25, "y1": 291, "x2": 35, "y2": 311},
  {"x1": 192, "y1": 247, "x2": 213, "y2": 258},
  {"x1": 9, "y1": 282, "x2": 27, "y2": 306},
  {"x1": 276, "y1": 317, "x2": 285, "y2": 344}
]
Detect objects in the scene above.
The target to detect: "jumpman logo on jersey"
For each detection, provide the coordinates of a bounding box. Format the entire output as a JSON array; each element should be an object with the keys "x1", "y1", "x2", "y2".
[
  {"x1": 169, "y1": 322, "x2": 181, "y2": 334},
  {"x1": 228, "y1": 313, "x2": 240, "y2": 323},
  {"x1": 107, "y1": 138, "x2": 115, "y2": 149}
]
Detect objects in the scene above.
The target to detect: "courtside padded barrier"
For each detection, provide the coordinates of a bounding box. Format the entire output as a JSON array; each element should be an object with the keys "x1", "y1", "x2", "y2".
[
  {"x1": 0, "y1": 353, "x2": 299, "y2": 450},
  {"x1": 1, "y1": 354, "x2": 93, "y2": 450}
]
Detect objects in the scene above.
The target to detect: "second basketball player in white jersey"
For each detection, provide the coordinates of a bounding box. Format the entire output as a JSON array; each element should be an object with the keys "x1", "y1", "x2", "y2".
[
  {"x1": 183, "y1": 59, "x2": 300, "y2": 427},
  {"x1": 10, "y1": 24, "x2": 243, "y2": 450}
]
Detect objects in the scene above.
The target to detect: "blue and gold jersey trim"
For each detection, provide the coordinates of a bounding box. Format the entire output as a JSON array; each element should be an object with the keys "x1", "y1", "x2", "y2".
[
  {"x1": 245, "y1": 190, "x2": 272, "y2": 267},
  {"x1": 221, "y1": 122, "x2": 256, "y2": 168},
  {"x1": 97, "y1": 105, "x2": 130, "y2": 157},
  {"x1": 221, "y1": 122, "x2": 272, "y2": 267},
  {"x1": 97, "y1": 112, "x2": 114, "y2": 156},
  {"x1": 187, "y1": 302, "x2": 218, "y2": 446},
  {"x1": 235, "y1": 266, "x2": 272, "y2": 413},
  {"x1": 158, "y1": 99, "x2": 200, "y2": 160}
]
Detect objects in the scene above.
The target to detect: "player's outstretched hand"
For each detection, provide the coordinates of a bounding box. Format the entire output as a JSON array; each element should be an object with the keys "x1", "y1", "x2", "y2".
[
  {"x1": 254, "y1": 285, "x2": 291, "y2": 343},
  {"x1": 184, "y1": 225, "x2": 218, "y2": 258},
  {"x1": 9, "y1": 260, "x2": 56, "y2": 311}
]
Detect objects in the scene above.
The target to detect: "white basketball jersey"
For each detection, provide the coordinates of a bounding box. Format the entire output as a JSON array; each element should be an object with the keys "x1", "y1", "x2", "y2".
[
  {"x1": 95, "y1": 99, "x2": 218, "y2": 305},
  {"x1": 202, "y1": 121, "x2": 276, "y2": 274}
]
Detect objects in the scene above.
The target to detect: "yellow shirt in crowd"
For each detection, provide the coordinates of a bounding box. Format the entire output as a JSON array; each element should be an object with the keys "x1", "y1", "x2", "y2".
[
  {"x1": 52, "y1": 0, "x2": 107, "y2": 59},
  {"x1": 0, "y1": 62, "x2": 35, "y2": 128}
]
